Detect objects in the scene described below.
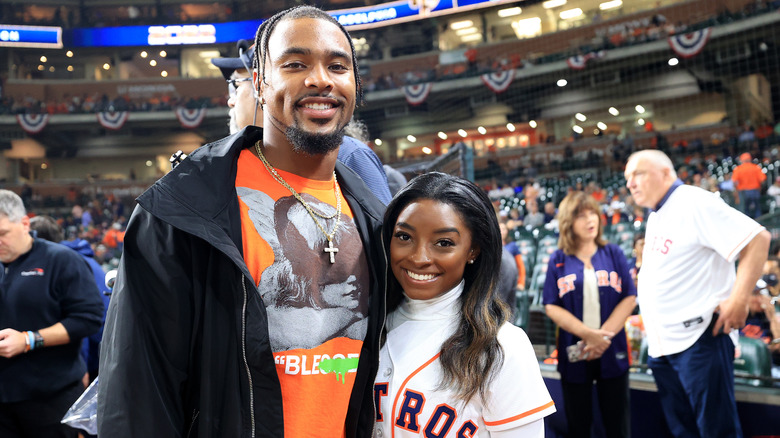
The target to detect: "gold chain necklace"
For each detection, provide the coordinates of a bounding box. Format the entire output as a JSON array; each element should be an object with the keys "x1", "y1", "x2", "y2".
[{"x1": 254, "y1": 140, "x2": 341, "y2": 263}]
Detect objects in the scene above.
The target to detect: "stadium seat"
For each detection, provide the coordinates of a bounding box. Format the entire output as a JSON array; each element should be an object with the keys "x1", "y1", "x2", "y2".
[{"x1": 734, "y1": 336, "x2": 773, "y2": 388}]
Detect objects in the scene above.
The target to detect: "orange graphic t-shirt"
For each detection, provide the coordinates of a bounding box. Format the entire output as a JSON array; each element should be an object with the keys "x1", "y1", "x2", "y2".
[{"x1": 235, "y1": 148, "x2": 370, "y2": 438}]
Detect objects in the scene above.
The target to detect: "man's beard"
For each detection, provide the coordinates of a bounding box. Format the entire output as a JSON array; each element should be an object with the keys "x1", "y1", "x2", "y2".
[{"x1": 285, "y1": 123, "x2": 345, "y2": 156}]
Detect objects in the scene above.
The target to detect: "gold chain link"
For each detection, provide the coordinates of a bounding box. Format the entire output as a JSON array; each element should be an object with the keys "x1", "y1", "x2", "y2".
[{"x1": 254, "y1": 140, "x2": 341, "y2": 243}]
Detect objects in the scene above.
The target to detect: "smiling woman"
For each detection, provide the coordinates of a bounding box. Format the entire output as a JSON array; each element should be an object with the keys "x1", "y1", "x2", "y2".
[
  {"x1": 375, "y1": 172, "x2": 556, "y2": 437},
  {"x1": 542, "y1": 191, "x2": 637, "y2": 438}
]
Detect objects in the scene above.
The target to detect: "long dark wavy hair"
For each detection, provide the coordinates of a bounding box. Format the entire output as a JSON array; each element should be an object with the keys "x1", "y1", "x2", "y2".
[{"x1": 383, "y1": 172, "x2": 508, "y2": 402}]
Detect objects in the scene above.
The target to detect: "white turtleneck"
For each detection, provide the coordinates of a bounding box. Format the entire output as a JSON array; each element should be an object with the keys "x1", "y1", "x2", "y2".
[
  {"x1": 375, "y1": 279, "x2": 554, "y2": 437},
  {"x1": 387, "y1": 280, "x2": 464, "y2": 331}
]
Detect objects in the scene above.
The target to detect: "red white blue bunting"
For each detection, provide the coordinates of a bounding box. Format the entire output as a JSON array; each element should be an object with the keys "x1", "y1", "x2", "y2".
[
  {"x1": 668, "y1": 28, "x2": 711, "y2": 58},
  {"x1": 97, "y1": 111, "x2": 129, "y2": 130},
  {"x1": 402, "y1": 83, "x2": 433, "y2": 106},
  {"x1": 16, "y1": 114, "x2": 49, "y2": 135},
  {"x1": 175, "y1": 107, "x2": 207, "y2": 129},
  {"x1": 481, "y1": 70, "x2": 515, "y2": 94},
  {"x1": 566, "y1": 50, "x2": 606, "y2": 70}
]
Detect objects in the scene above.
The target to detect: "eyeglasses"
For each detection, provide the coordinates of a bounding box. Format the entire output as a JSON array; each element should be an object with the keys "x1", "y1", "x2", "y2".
[{"x1": 226, "y1": 77, "x2": 253, "y2": 97}]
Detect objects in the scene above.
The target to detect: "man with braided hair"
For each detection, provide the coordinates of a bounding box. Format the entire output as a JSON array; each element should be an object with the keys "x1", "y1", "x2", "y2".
[{"x1": 98, "y1": 6, "x2": 386, "y2": 437}]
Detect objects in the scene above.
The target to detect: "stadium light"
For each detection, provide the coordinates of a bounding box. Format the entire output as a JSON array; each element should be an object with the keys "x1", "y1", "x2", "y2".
[
  {"x1": 572, "y1": 125, "x2": 584, "y2": 134},
  {"x1": 438, "y1": 131, "x2": 448, "y2": 140},
  {"x1": 450, "y1": 20, "x2": 473, "y2": 30},
  {"x1": 456, "y1": 27, "x2": 478, "y2": 36},
  {"x1": 407, "y1": 135, "x2": 417, "y2": 143},
  {"x1": 477, "y1": 126, "x2": 487, "y2": 135},
  {"x1": 559, "y1": 8, "x2": 582, "y2": 19},
  {"x1": 498, "y1": 7, "x2": 522, "y2": 17},
  {"x1": 543, "y1": 0, "x2": 567, "y2": 8},
  {"x1": 575, "y1": 113, "x2": 586, "y2": 122},
  {"x1": 507, "y1": 123, "x2": 516, "y2": 132},
  {"x1": 458, "y1": 129, "x2": 468, "y2": 137},
  {"x1": 609, "y1": 107, "x2": 619, "y2": 116},
  {"x1": 529, "y1": 120, "x2": 537, "y2": 128},
  {"x1": 597, "y1": 122, "x2": 608, "y2": 130},
  {"x1": 422, "y1": 147, "x2": 433, "y2": 155},
  {"x1": 635, "y1": 104, "x2": 645, "y2": 113},
  {"x1": 599, "y1": 0, "x2": 622, "y2": 10},
  {"x1": 557, "y1": 79, "x2": 567, "y2": 87},
  {"x1": 668, "y1": 57, "x2": 679, "y2": 66},
  {"x1": 374, "y1": 139, "x2": 383, "y2": 146}
]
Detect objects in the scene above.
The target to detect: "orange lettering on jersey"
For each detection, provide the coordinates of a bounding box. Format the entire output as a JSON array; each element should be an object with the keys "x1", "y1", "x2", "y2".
[
  {"x1": 596, "y1": 270, "x2": 609, "y2": 287},
  {"x1": 557, "y1": 274, "x2": 577, "y2": 298},
  {"x1": 609, "y1": 271, "x2": 622, "y2": 292}
]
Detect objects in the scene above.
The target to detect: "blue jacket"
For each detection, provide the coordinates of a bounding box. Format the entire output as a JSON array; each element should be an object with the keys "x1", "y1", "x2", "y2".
[
  {"x1": 0, "y1": 238, "x2": 104, "y2": 402},
  {"x1": 62, "y1": 239, "x2": 111, "y2": 374},
  {"x1": 542, "y1": 243, "x2": 636, "y2": 383}
]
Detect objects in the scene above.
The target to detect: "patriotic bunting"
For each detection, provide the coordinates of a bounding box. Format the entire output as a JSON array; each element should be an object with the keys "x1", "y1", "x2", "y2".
[
  {"x1": 481, "y1": 70, "x2": 515, "y2": 94},
  {"x1": 566, "y1": 50, "x2": 606, "y2": 70},
  {"x1": 668, "y1": 28, "x2": 711, "y2": 58},
  {"x1": 175, "y1": 107, "x2": 207, "y2": 129},
  {"x1": 16, "y1": 114, "x2": 49, "y2": 135},
  {"x1": 97, "y1": 111, "x2": 129, "y2": 130},
  {"x1": 402, "y1": 83, "x2": 433, "y2": 106}
]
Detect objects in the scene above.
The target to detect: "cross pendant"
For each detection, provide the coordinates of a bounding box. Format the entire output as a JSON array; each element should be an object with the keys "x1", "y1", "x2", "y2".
[{"x1": 324, "y1": 239, "x2": 339, "y2": 264}]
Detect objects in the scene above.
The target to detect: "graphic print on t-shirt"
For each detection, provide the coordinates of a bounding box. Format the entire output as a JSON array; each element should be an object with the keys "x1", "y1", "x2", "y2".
[
  {"x1": 237, "y1": 186, "x2": 369, "y2": 352},
  {"x1": 235, "y1": 147, "x2": 370, "y2": 437}
]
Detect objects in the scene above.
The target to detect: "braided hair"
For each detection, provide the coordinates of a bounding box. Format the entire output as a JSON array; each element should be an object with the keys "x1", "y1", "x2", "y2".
[{"x1": 252, "y1": 6, "x2": 363, "y2": 105}]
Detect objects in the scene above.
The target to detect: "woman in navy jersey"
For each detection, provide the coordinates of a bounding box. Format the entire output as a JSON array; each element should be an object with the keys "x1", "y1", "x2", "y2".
[{"x1": 542, "y1": 191, "x2": 637, "y2": 438}]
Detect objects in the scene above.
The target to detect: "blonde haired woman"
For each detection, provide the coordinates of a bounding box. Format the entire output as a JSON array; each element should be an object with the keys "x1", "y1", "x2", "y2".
[{"x1": 543, "y1": 192, "x2": 636, "y2": 438}]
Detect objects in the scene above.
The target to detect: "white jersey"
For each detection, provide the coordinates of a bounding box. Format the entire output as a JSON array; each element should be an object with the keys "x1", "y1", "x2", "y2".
[
  {"x1": 374, "y1": 282, "x2": 555, "y2": 437},
  {"x1": 639, "y1": 184, "x2": 764, "y2": 358}
]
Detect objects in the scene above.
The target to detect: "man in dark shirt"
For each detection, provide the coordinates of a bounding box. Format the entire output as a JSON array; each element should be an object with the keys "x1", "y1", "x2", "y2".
[{"x1": 0, "y1": 189, "x2": 104, "y2": 438}]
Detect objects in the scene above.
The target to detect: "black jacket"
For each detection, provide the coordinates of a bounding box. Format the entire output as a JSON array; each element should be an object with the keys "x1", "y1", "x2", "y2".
[{"x1": 98, "y1": 126, "x2": 387, "y2": 437}]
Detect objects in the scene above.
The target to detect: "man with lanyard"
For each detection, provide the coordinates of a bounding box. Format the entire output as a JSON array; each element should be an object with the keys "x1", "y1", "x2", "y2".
[
  {"x1": 211, "y1": 39, "x2": 392, "y2": 204},
  {"x1": 98, "y1": 6, "x2": 387, "y2": 437},
  {"x1": 625, "y1": 150, "x2": 769, "y2": 437}
]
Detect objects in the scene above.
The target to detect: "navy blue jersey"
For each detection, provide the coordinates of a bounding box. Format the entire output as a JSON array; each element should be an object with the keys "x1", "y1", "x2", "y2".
[{"x1": 542, "y1": 243, "x2": 637, "y2": 383}]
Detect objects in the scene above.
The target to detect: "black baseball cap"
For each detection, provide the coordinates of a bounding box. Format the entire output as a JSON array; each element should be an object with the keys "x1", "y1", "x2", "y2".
[{"x1": 211, "y1": 39, "x2": 255, "y2": 80}]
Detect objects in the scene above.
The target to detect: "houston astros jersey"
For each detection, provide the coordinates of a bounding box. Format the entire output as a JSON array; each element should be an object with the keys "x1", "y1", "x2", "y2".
[
  {"x1": 639, "y1": 183, "x2": 765, "y2": 358},
  {"x1": 374, "y1": 281, "x2": 555, "y2": 437}
]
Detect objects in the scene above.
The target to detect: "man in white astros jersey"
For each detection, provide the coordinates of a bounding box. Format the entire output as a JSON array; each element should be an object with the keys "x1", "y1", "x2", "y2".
[{"x1": 625, "y1": 150, "x2": 770, "y2": 438}]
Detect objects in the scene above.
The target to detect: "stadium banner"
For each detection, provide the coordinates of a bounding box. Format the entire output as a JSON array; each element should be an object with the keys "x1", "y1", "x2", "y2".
[
  {"x1": 481, "y1": 70, "x2": 514, "y2": 94},
  {"x1": 97, "y1": 111, "x2": 130, "y2": 130},
  {"x1": 402, "y1": 83, "x2": 433, "y2": 106},
  {"x1": 566, "y1": 50, "x2": 606, "y2": 70},
  {"x1": 668, "y1": 28, "x2": 712, "y2": 58},
  {"x1": 16, "y1": 114, "x2": 49, "y2": 135},
  {"x1": 0, "y1": 24, "x2": 62, "y2": 49},
  {"x1": 65, "y1": 0, "x2": 520, "y2": 46},
  {"x1": 176, "y1": 107, "x2": 207, "y2": 129}
]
